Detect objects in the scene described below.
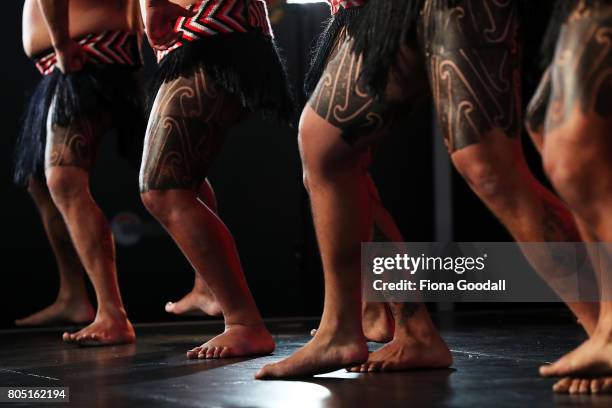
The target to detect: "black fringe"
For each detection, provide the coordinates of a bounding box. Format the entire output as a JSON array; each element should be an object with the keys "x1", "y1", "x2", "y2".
[
  {"x1": 349, "y1": 0, "x2": 424, "y2": 100},
  {"x1": 151, "y1": 31, "x2": 295, "y2": 124},
  {"x1": 13, "y1": 65, "x2": 145, "y2": 186},
  {"x1": 303, "y1": 6, "x2": 362, "y2": 97},
  {"x1": 347, "y1": 0, "x2": 557, "y2": 101}
]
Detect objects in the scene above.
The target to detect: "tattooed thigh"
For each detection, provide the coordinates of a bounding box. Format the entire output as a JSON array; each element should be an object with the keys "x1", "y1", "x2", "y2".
[
  {"x1": 308, "y1": 38, "x2": 397, "y2": 146},
  {"x1": 45, "y1": 100, "x2": 109, "y2": 171},
  {"x1": 546, "y1": 7, "x2": 612, "y2": 130},
  {"x1": 422, "y1": 0, "x2": 522, "y2": 152},
  {"x1": 140, "y1": 66, "x2": 244, "y2": 192}
]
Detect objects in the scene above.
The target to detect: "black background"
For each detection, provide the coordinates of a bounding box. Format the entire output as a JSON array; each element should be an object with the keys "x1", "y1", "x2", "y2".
[{"x1": 1, "y1": 2, "x2": 556, "y2": 329}]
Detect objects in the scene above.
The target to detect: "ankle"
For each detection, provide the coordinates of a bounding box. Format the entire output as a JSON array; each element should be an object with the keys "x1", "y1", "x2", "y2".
[
  {"x1": 97, "y1": 305, "x2": 129, "y2": 321},
  {"x1": 315, "y1": 322, "x2": 365, "y2": 343},
  {"x1": 224, "y1": 312, "x2": 265, "y2": 328},
  {"x1": 225, "y1": 321, "x2": 267, "y2": 331},
  {"x1": 393, "y1": 318, "x2": 439, "y2": 343},
  {"x1": 56, "y1": 291, "x2": 89, "y2": 306},
  {"x1": 594, "y1": 320, "x2": 612, "y2": 340}
]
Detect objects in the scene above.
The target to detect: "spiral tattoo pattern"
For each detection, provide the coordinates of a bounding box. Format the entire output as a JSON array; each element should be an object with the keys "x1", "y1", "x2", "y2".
[
  {"x1": 140, "y1": 66, "x2": 244, "y2": 192},
  {"x1": 546, "y1": 5, "x2": 612, "y2": 131},
  {"x1": 45, "y1": 99, "x2": 108, "y2": 171},
  {"x1": 309, "y1": 37, "x2": 393, "y2": 145},
  {"x1": 422, "y1": 0, "x2": 522, "y2": 152}
]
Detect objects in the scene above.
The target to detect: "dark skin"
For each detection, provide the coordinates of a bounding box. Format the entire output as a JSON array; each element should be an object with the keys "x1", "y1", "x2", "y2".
[
  {"x1": 309, "y1": 38, "x2": 392, "y2": 145},
  {"x1": 424, "y1": 2, "x2": 612, "y2": 393},
  {"x1": 257, "y1": 0, "x2": 605, "y2": 381},
  {"x1": 423, "y1": 0, "x2": 602, "y2": 352},
  {"x1": 422, "y1": 0, "x2": 521, "y2": 152},
  {"x1": 15, "y1": 177, "x2": 94, "y2": 327},
  {"x1": 534, "y1": 4, "x2": 612, "y2": 393},
  {"x1": 256, "y1": 28, "x2": 452, "y2": 379},
  {"x1": 46, "y1": 109, "x2": 135, "y2": 346},
  {"x1": 526, "y1": 88, "x2": 605, "y2": 395},
  {"x1": 140, "y1": 66, "x2": 243, "y2": 192},
  {"x1": 546, "y1": 7, "x2": 612, "y2": 131},
  {"x1": 164, "y1": 179, "x2": 223, "y2": 318},
  {"x1": 37, "y1": 0, "x2": 86, "y2": 73},
  {"x1": 36, "y1": 0, "x2": 135, "y2": 345},
  {"x1": 140, "y1": 0, "x2": 275, "y2": 360}
]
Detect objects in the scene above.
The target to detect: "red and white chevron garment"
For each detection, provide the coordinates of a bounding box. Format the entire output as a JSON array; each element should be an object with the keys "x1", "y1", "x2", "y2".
[
  {"x1": 155, "y1": 0, "x2": 273, "y2": 62},
  {"x1": 34, "y1": 31, "x2": 142, "y2": 76},
  {"x1": 328, "y1": 0, "x2": 367, "y2": 15}
]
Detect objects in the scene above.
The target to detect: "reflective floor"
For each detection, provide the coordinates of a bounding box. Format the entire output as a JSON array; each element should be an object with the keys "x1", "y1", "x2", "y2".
[{"x1": 1, "y1": 312, "x2": 611, "y2": 407}]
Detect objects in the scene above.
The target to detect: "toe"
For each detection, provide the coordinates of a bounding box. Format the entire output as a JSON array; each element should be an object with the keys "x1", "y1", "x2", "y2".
[
  {"x1": 569, "y1": 379, "x2": 581, "y2": 395},
  {"x1": 553, "y1": 378, "x2": 571, "y2": 393},
  {"x1": 578, "y1": 379, "x2": 590, "y2": 394},
  {"x1": 367, "y1": 362, "x2": 382, "y2": 372},
  {"x1": 205, "y1": 347, "x2": 216, "y2": 359},
  {"x1": 591, "y1": 379, "x2": 602, "y2": 394},
  {"x1": 212, "y1": 347, "x2": 222, "y2": 359},
  {"x1": 219, "y1": 347, "x2": 231, "y2": 358},
  {"x1": 165, "y1": 302, "x2": 175, "y2": 313},
  {"x1": 540, "y1": 362, "x2": 560, "y2": 377},
  {"x1": 602, "y1": 378, "x2": 612, "y2": 393},
  {"x1": 187, "y1": 346, "x2": 202, "y2": 359},
  {"x1": 62, "y1": 332, "x2": 72, "y2": 342},
  {"x1": 255, "y1": 364, "x2": 273, "y2": 380},
  {"x1": 310, "y1": 329, "x2": 317, "y2": 337},
  {"x1": 198, "y1": 347, "x2": 209, "y2": 359}
]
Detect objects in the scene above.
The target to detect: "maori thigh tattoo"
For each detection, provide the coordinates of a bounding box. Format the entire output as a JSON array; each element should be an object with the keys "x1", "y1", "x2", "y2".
[
  {"x1": 546, "y1": 7, "x2": 612, "y2": 130},
  {"x1": 45, "y1": 99, "x2": 107, "y2": 171},
  {"x1": 140, "y1": 66, "x2": 244, "y2": 192},
  {"x1": 422, "y1": 0, "x2": 522, "y2": 152},
  {"x1": 309, "y1": 38, "x2": 392, "y2": 145}
]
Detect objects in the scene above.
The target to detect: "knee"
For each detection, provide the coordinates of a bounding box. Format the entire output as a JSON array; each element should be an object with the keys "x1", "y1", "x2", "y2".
[
  {"x1": 452, "y1": 151, "x2": 513, "y2": 203},
  {"x1": 46, "y1": 168, "x2": 87, "y2": 208},
  {"x1": 298, "y1": 115, "x2": 358, "y2": 187},
  {"x1": 141, "y1": 190, "x2": 176, "y2": 223}
]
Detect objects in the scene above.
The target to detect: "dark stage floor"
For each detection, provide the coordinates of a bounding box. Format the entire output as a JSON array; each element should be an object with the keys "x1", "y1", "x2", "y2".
[{"x1": 1, "y1": 311, "x2": 611, "y2": 407}]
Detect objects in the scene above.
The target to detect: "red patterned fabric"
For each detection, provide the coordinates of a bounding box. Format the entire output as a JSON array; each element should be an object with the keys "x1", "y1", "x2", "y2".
[
  {"x1": 34, "y1": 31, "x2": 141, "y2": 76},
  {"x1": 156, "y1": 0, "x2": 273, "y2": 62},
  {"x1": 328, "y1": 0, "x2": 367, "y2": 15}
]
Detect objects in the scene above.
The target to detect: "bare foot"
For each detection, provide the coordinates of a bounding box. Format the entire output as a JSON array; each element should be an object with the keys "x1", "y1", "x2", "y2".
[
  {"x1": 165, "y1": 289, "x2": 222, "y2": 317},
  {"x1": 62, "y1": 310, "x2": 135, "y2": 346},
  {"x1": 15, "y1": 298, "x2": 94, "y2": 327},
  {"x1": 348, "y1": 331, "x2": 452, "y2": 373},
  {"x1": 310, "y1": 302, "x2": 394, "y2": 342},
  {"x1": 540, "y1": 333, "x2": 612, "y2": 378},
  {"x1": 553, "y1": 377, "x2": 612, "y2": 394},
  {"x1": 362, "y1": 302, "x2": 394, "y2": 343},
  {"x1": 186, "y1": 323, "x2": 274, "y2": 359},
  {"x1": 255, "y1": 331, "x2": 368, "y2": 379}
]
